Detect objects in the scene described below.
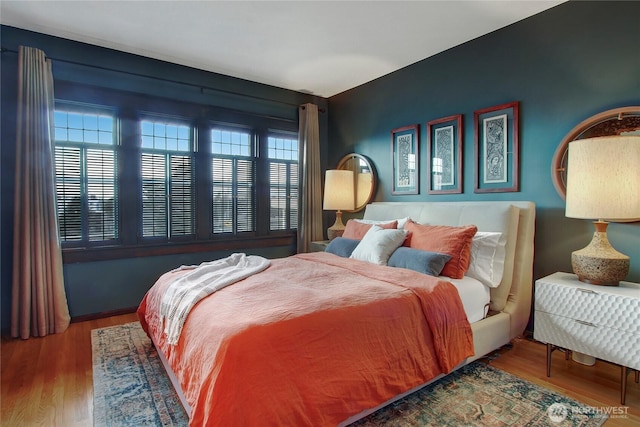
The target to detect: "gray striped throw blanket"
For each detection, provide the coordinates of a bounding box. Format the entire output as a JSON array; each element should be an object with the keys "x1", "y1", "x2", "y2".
[{"x1": 160, "y1": 253, "x2": 271, "y2": 345}]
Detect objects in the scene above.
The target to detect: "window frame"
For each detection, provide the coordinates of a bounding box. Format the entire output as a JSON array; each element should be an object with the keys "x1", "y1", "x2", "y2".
[
  {"x1": 209, "y1": 123, "x2": 257, "y2": 237},
  {"x1": 267, "y1": 131, "x2": 300, "y2": 232},
  {"x1": 139, "y1": 115, "x2": 196, "y2": 242},
  {"x1": 53, "y1": 102, "x2": 120, "y2": 248},
  {"x1": 53, "y1": 83, "x2": 299, "y2": 263}
]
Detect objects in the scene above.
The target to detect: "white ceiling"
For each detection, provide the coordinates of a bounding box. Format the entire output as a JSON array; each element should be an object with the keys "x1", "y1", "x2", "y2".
[{"x1": 1, "y1": 1, "x2": 564, "y2": 97}]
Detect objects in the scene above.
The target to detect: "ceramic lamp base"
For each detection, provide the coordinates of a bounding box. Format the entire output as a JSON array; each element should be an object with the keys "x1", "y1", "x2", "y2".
[
  {"x1": 327, "y1": 211, "x2": 345, "y2": 241},
  {"x1": 571, "y1": 221, "x2": 629, "y2": 286}
]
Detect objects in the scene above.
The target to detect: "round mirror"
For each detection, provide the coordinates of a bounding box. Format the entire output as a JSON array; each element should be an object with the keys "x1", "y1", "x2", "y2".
[
  {"x1": 337, "y1": 153, "x2": 377, "y2": 212},
  {"x1": 552, "y1": 106, "x2": 640, "y2": 199}
]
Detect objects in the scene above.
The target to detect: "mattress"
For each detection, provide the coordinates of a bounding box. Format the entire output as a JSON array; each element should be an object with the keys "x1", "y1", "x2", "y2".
[{"x1": 446, "y1": 275, "x2": 490, "y2": 323}]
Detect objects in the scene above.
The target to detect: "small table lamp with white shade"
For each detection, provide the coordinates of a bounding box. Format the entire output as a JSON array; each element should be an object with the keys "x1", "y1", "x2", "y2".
[
  {"x1": 565, "y1": 135, "x2": 640, "y2": 285},
  {"x1": 323, "y1": 169, "x2": 355, "y2": 240}
]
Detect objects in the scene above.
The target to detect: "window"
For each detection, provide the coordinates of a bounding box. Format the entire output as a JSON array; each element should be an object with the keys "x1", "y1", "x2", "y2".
[
  {"x1": 268, "y1": 135, "x2": 298, "y2": 231},
  {"x1": 211, "y1": 128, "x2": 254, "y2": 234},
  {"x1": 54, "y1": 108, "x2": 117, "y2": 244},
  {"x1": 53, "y1": 85, "x2": 300, "y2": 260},
  {"x1": 140, "y1": 119, "x2": 194, "y2": 239}
]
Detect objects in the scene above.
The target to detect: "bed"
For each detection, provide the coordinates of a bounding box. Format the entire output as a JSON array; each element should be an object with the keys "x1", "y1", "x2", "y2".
[{"x1": 137, "y1": 200, "x2": 535, "y2": 426}]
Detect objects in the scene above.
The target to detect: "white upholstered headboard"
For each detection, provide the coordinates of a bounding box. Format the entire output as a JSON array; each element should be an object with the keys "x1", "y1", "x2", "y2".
[{"x1": 362, "y1": 201, "x2": 536, "y2": 339}]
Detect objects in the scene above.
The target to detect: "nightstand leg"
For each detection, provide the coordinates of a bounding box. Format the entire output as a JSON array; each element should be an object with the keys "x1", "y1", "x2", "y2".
[
  {"x1": 621, "y1": 366, "x2": 627, "y2": 405},
  {"x1": 546, "y1": 343, "x2": 552, "y2": 377}
]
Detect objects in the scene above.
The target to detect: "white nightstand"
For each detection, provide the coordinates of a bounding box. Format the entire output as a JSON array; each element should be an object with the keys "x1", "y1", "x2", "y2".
[{"x1": 534, "y1": 272, "x2": 640, "y2": 404}]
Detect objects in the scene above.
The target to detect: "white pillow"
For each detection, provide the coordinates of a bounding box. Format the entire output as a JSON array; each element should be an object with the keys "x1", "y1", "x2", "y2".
[
  {"x1": 466, "y1": 232, "x2": 506, "y2": 288},
  {"x1": 354, "y1": 217, "x2": 411, "y2": 229},
  {"x1": 350, "y1": 225, "x2": 408, "y2": 265}
]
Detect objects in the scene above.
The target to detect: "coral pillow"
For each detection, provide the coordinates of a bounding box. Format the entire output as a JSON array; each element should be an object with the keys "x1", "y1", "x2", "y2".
[
  {"x1": 342, "y1": 219, "x2": 398, "y2": 240},
  {"x1": 403, "y1": 220, "x2": 477, "y2": 279},
  {"x1": 352, "y1": 217, "x2": 411, "y2": 229}
]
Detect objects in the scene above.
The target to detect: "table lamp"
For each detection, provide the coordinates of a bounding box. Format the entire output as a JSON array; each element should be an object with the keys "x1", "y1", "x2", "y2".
[
  {"x1": 565, "y1": 135, "x2": 640, "y2": 285},
  {"x1": 323, "y1": 170, "x2": 355, "y2": 240}
]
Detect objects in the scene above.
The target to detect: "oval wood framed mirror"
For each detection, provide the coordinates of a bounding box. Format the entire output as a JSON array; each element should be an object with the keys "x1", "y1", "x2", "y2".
[
  {"x1": 337, "y1": 153, "x2": 377, "y2": 212},
  {"x1": 552, "y1": 106, "x2": 640, "y2": 200}
]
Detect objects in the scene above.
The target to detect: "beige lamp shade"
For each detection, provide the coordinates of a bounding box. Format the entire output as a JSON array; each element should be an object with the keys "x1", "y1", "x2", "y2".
[
  {"x1": 565, "y1": 135, "x2": 640, "y2": 285},
  {"x1": 566, "y1": 136, "x2": 640, "y2": 222},
  {"x1": 323, "y1": 170, "x2": 355, "y2": 211},
  {"x1": 323, "y1": 170, "x2": 354, "y2": 240}
]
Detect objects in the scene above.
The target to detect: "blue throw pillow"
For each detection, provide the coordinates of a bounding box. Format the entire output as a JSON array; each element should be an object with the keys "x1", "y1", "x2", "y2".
[
  {"x1": 325, "y1": 237, "x2": 361, "y2": 258},
  {"x1": 388, "y1": 247, "x2": 452, "y2": 276}
]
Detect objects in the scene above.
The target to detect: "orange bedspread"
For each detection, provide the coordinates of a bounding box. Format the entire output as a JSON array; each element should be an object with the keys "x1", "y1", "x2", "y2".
[{"x1": 137, "y1": 252, "x2": 474, "y2": 426}]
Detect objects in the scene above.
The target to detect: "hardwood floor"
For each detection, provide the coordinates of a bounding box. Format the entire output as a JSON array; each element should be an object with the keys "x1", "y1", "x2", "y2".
[
  {"x1": 487, "y1": 337, "x2": 639, "y2": 426},
  {"x1": 1, "y1": 313, "x2": 139, "y2": 427},
  {"x1": 1, "y1": 314, "x2": 638, "y2": 426}
]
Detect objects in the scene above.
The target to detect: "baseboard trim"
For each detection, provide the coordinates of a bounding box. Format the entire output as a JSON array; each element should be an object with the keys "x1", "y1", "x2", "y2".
[{"x1": 71, "y1": 307, "x2": 137, "y2": 323}]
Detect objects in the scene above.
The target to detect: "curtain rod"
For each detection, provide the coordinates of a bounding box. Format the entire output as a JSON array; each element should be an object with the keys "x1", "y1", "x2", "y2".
[{"x1": 1, "y1": 47, "x2": 325, "y2": 113}]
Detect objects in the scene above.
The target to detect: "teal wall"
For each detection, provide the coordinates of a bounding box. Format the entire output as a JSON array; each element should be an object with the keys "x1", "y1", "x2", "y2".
[
  {"x1": 62, "y1": 246, "x2": 294, "y2": 317},
  {"x1": 0, "y1": 26, "x2": 328, "y2": 331},
  {"x1": 327, "y1": 1, "x2": 640, "y2": 284}
]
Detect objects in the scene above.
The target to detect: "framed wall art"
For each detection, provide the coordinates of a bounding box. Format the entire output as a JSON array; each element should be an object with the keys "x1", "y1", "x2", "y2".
[
  {"x1": 391, "y1": 124, "x2": 419, "y2": 195},
  {"x1": 427, "y1": 114, "x2": 463, "y2": 194},
  {"x1": 474, "y1": 101, "x2": 519, "y2": 193}
]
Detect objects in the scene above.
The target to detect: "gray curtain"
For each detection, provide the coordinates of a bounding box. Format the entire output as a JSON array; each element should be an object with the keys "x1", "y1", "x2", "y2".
[
  {"x1": 12, "y1": 46, "x2": 70, "y2": 339},
  {"x1": 297, "y1": 103, "x2": 324, "y2": 253}
]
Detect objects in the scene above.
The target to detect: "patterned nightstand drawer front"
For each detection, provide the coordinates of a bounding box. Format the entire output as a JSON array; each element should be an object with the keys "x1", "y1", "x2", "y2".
[
  {"x1": 535, "y1": 311, "x2": 640, "y2": 370},
  {"x1": 535, "y1": 275, "x2": 640, "y2": 336},
  {"x1": 535, "y1": 272, "x2": 640, "y2": 404},
  {"x1": 535, "y1": 281, "x2": 595, "y2": 318}
]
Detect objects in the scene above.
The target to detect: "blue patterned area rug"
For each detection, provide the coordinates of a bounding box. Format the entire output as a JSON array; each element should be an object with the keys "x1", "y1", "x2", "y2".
[
  {"x1": 92, "y1": 322, "x2": 189, "y2": 426},
  {"x1": 92, "y1": 322, "x2": 607, "y2": 427}
]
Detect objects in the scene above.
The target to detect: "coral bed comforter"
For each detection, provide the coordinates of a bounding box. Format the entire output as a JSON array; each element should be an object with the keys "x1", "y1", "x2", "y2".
[{"x1": 137, "y1": 252, "x2": 474, "y2": 426}]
